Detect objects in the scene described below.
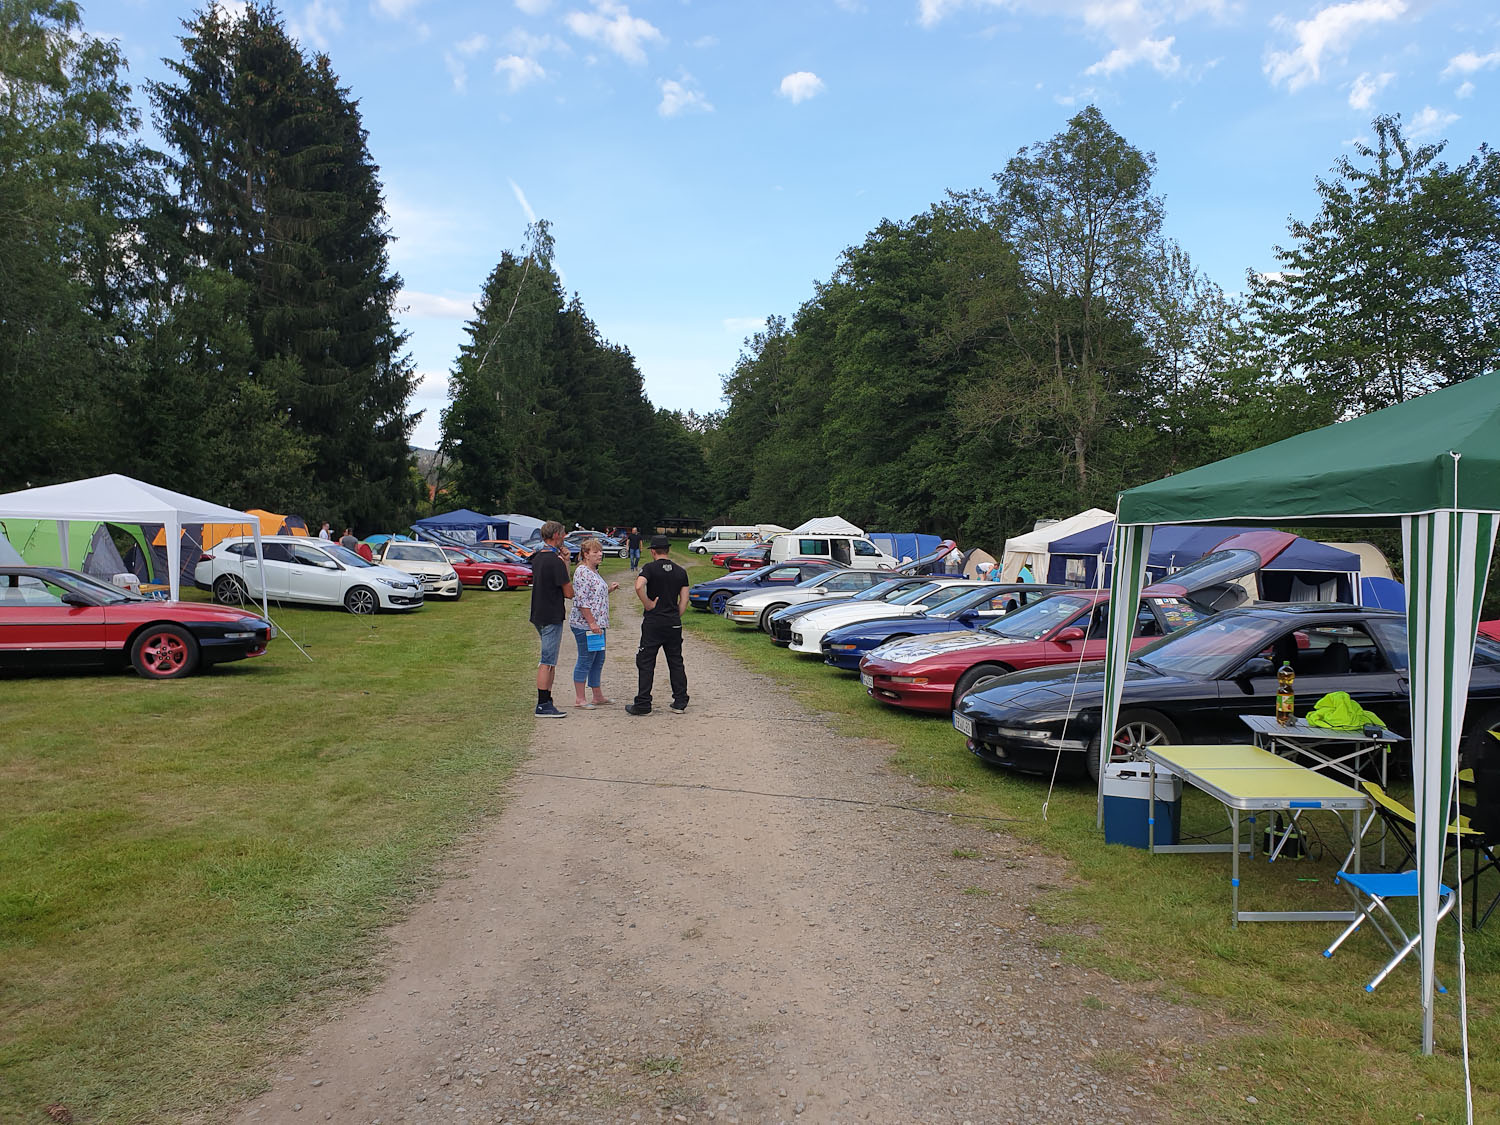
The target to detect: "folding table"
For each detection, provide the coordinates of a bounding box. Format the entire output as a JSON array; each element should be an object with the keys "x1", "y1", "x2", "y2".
[
  {"x1": 1240, "y1": 714, "x2": 1405, "y2": 864},
  {"x1": 1145, "y1": 745, "x2": 1373, "y2": 926}
]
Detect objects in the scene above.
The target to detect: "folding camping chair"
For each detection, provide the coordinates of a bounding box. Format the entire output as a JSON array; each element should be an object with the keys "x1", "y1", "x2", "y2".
[{"x1": 1322, "y1": 870, "x2": 1456, "y2": 993}]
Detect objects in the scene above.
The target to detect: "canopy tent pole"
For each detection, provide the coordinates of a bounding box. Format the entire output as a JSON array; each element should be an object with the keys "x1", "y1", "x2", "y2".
[
  {"x1": 1097, "y1": 519, "x2": 1153, "y2": 826},
  {"x1": 56, "y1": 520, "x2": 69, "y2": 568}
]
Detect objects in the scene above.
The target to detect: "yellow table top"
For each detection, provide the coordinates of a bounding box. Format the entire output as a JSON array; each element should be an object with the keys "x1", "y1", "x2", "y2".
[
  {"x1": 1144, "y1": 745, "x2": 1369, "y2": 808},
  {"x1": 1147, "y1": 744, "x2": 1297, "y2": 771}
]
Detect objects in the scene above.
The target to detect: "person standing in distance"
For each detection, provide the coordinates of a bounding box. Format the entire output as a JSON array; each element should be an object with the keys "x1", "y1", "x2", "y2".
[
  {"x1": 625, "y1": 535, "x2": 689, "y2": 716},
  {"x1": 626, "y1": 526, "x2": 642, "y2": 572},
  {"x1": 318, "y1": 521, "x2": 332, "y2": 540},
  {"x1": 529, "y1": 520, "x2": 575, "y2": 719}
]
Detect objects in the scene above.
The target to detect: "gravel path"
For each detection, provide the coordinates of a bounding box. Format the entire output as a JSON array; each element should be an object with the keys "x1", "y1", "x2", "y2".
[{"x1": 227, "y1": 613, "x2": 1209, "y2": 1124}]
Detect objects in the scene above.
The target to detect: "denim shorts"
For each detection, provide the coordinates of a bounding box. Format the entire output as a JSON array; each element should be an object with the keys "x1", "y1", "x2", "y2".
[{"x1": 535, "y1": 621, "x2": 564, "y2": 666}]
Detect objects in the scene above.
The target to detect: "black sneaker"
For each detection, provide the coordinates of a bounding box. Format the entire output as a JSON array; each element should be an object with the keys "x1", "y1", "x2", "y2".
[
  {"x1": 669, "y1": 704, "x2": 687, "y2": 715},
  {"x1": 535, "y1": 701, "x2": 568, "y2": 719},
  {"x1": 624, "y1": 704, "x2": 651, "y2": 716}
]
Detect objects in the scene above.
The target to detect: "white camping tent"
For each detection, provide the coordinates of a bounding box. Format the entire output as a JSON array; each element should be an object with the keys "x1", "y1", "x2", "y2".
[
  {"x1": 790, "y1": 516, "x2": 864, "y2": 536},
  {"x1": 997, "y1": 507, "x2": 1113, "y2": 582},
  {"x1": 0, "y1": 474, "x2": 265, "y2": 611}
]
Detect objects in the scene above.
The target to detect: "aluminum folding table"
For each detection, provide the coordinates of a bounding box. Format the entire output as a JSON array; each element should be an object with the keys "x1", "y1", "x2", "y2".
[{"x1": 1145, "y1": 745, "x2": 1373, "y2": 926}]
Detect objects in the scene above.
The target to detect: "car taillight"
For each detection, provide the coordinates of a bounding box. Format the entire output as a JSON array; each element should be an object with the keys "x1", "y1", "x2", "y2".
[{"x1": 199, "y1": 552, "x2": 213, "y2": 562}]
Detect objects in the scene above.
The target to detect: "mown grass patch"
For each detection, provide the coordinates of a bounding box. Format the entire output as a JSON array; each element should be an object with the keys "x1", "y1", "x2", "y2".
[
  {"x1": 680, "y1": 568, "x2": 1499, "y2": 1125},
  {"x1": 1, "y1": 588, "x2": 537, "y2": 1122}
]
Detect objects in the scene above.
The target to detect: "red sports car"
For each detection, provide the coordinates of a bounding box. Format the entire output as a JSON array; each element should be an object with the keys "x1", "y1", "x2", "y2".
[
  {"x1": 440, "y1": 546, "x2": 533, "y2": 591},
  {"x1": 858, "y1": 591, "x2": 1210, "y2": 713},
  {"x1": 724, "y1": 546, "x2": 772, "y2": 570},
  {"x1": 0, "y1": 566, "x2": 273, "y2": 679}
]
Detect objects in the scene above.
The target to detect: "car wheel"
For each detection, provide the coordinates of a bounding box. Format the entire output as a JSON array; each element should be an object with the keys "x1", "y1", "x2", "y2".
[
  {"x1": 130, "y1": 624, "x2": 199, "y2": 679},
  {"x1": 212, "y1": 575, "x2": 248, "y2": 605},
  {"x1": 484, "y1": 571, "x2": 508, "y2": 592},
  {"x1": 953, "y1": 663, "x2": 1012, "y2": 707},
  {"x1": 344, "y1": 585, "x2": 379, "y2": 615},
  {"x1": 1087, "y1": 709, "x2": 1182, "y2": 782},
  {"x1": 695, "y1": 546, "x2": 708, "y2": 554},
  {"x1": 709, "y1": 590, "x2": 730, "y2": 615},
  {"x1": 760, "y1": 604, "x2": 789, "y2": 631}
]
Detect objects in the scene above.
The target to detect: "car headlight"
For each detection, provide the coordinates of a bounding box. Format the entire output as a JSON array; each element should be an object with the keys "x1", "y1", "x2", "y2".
[
  {"x1": 827, "y1": 643, "x2": 859, "y2": 651},
  {"x1": 375, "y1": 576, "x2": 412, "y2": 589},
  {"x1": 992, "y1": 725, "x2": 1059, "y2": 741}
]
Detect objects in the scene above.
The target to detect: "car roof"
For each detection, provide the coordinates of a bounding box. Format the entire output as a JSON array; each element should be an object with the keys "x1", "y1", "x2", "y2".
[{"x1": 1219, "y1": 601, "x2": 1391, "y2": 620}]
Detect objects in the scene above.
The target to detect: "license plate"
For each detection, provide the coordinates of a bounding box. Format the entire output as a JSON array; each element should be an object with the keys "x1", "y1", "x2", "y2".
[
  {"x1": 860, "y1": 673, "x2": 873, "y2": 689},
  {"x1": 953, "y1": 713, "x2": 975, "y2": 737}
]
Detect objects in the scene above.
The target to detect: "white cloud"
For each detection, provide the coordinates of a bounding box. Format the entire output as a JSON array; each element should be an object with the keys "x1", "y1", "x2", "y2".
[
  {"x1": 1086, "y1": 35, "x2": 1179, "y2": 77},
  {"x1": 564, "y1": 0, "x2": 664, "y2": 65},
  {"x1": 1264, "y1": 0, "x2": 1406, "y2": 92},
  {"x1": 1456, "y1": 79, "x2": 1475, "y2": 99},
  {"x1": 658, "y1": 76, "x2": 713, "y2": 116},
  {"x1": 1443, "y1": 49, "x2": 1500, "y2": 77},
  {"x1": 496, "y1": 54, "x2": 546, "y2": 91},
  {"x1": 1347, "y1": 69, "x2": 1393, "y2": 109},
  {"x1": 402, "y1": 292, "x2": 477, "y2": 319},
  {"x1": 455, "y1": 33, "x2": 489, "y2": 55},
  {"x1": 510, "y1": 179, "x2": 538, "y2": 224},
  {"x1": 1408, "y1": 105, "x2": 1458, "y2": 138},
  {"x1": 288, "y1": 0, "x2": 344, "y2": 50},
  {"x1": 373, "y1": 0, "x2": 422, "y2": 17},
  {"x1": 778, "y1": 71, "x2": 826, "y2": 103},
  {"x1": 515, "y1": 0, "x2": 551, "y2": 12},
  {"x1": 689, "y1": 34, "x2": 719, "y2": 48},
  {"x1": 444, "y1": 52, "x2": 468, "y2": 92}
]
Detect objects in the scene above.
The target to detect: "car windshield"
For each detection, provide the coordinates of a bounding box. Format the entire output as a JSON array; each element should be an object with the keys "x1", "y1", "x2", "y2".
[
  {"x1": 1132, "y1": 613, "x2": 1288, "y2": 677},
  {"x1": 26, "y1": 568, "x2": 140, "y2": 605},
  {"x1": 930, "y1": 587, "x2": 1009, "y2": 618},
  {"x1": 386, "y1": 543, "x2": 447, "y2": 564},
  {"x1": 793, "y1": 569, "x2": 843, "y2": 589},
  {"x1": 850, "y1": 580, "x2": 908, "y2": 602},
  {"x1": 323, "y1": 544, "x2": 376, "y2": 568},
  {"x1": 982, "y1": 594, "x2": 1092, "y2": 640},
  {"x1": 913, "y1": 584, "x2": 977, "y2": 609},
  {"x1": 888, "y1": 582, "x2": 945, "y2": 606}
]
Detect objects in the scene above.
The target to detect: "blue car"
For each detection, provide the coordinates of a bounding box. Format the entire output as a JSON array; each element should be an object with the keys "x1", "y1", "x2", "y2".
[
  {"x1": 819, "y1": 583, "x2": 1066, "y2": 669},
  {"x1": 689, "y1": 560, "x2": 843, "y2": 614}
]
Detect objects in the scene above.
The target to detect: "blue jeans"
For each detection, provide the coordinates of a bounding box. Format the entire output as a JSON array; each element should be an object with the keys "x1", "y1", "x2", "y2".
[
  {"x1": 535, "y1": 621, "x2": 563, "y2": 666},
  {"x1": 571, "y1": 626, "x2": 605, "y2": 687},
  {"x1": 628, "y1": 547, "x2": 640, "y2": 569}
]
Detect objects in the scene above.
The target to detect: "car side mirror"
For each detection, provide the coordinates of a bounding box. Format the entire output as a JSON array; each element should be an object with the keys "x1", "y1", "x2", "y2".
[
  {"x1": 1236, "y1": 656, "x2": 1275, "y2": 679},
  {"x1": 1055, "y1": 626, "x2": 1086, "y2": 644},
  {"x1": 61, "y1": 592, "x2": 91, "y2": 608},
  {"x1": 957, "y1": 610, "x2": 981, "y2": 623}
]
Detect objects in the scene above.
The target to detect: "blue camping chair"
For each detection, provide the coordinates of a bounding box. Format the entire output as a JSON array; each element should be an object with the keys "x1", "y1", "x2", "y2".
[{"x1": 1322, "y1": 870, "x2": 1455, "y2": 993}]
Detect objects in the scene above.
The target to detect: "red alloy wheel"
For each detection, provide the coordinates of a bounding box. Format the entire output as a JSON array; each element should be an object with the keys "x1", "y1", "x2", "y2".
[{"x1": 130, "y1": 625, "x2": 199, "y2": 679}]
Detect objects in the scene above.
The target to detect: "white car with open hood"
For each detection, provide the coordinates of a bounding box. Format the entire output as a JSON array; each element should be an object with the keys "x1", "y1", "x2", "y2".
[{"x1": 787, "y1": 579, "x2": 987, "y2": 654}]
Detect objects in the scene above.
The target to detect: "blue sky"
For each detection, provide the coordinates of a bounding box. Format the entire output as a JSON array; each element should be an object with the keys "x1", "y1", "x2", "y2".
[{"x1": 86, "y1": 0, "x2": 1499, "y2": 448}]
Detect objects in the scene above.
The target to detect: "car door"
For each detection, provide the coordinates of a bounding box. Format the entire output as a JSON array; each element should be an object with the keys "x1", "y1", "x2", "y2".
[
  {"x1": 241, "y1": 542, "x2": 292, "y2": 596},
  {"x1": 0, "y1": 574, "x2": 108, "y2": 664},
  {"x1": 288, "y1": 542, "x2": 344, "y2": 604}
]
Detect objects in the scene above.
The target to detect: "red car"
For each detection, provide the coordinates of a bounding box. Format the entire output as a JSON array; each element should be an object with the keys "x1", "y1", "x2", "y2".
[
  {"x1": 724, "y1": 547, "x2": 772, "y2": 570},
  {"x1": 440, "y1": 546, "x2": 533, "y2": 591},
  {"x1": 858, "y1": 591, "x2": 1210, "y2": 713},
  {"x1": 0, "y1": 565, "x2": 272, "y2": 679}
]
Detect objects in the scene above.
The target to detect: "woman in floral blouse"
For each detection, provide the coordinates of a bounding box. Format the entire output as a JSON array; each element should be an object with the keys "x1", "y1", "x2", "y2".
[{"x1": 569, "y1": 538, "x2": 620, "y2": 708}]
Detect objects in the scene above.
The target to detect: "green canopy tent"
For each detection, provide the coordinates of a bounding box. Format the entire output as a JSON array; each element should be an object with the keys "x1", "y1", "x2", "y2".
[{"x1": 1102, "y1": 373, "x2": 1500, "y2": 1061}]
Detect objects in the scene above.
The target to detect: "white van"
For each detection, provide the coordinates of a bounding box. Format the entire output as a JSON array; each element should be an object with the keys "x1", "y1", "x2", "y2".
[
  {"x1": 768, "y1": 533, "x2": 899, "y2": 570},
  {"x1": 689, "y1": 525, "x2": 784, "y2": 555}
]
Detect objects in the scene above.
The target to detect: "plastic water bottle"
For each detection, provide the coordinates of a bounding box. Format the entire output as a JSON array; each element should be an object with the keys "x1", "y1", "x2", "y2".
[{"x1": 1276, "y1": 661, "x2": 1295, "y2": 727}]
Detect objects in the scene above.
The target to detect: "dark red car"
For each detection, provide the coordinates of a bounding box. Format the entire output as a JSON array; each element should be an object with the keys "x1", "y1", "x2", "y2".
[
  {"x1": 724, "y1": 547, "x2": 772, "y2": 570},
  {"x1": 0, "y1": 566, "x2": 272, "y2": 679},
  {"x1": 439, "y1": 546, "x2": 533, "y2": 591}
]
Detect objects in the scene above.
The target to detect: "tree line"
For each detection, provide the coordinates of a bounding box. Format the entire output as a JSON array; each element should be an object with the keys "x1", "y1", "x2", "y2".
[
  {"x1": 0, "y1": 0, "x2": 703, "y2": 532},
  {"x1": 696, "y1": 108, "x2": 1500, "y2": 544}
]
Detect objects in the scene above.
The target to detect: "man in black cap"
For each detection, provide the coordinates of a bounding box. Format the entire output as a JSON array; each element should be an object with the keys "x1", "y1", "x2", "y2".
[{"x1": 625, "y1": 535, "x2": 690, "y2": 715}]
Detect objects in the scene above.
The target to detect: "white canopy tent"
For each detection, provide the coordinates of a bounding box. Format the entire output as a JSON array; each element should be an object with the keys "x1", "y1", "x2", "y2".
[
  {"x1": 0, "y1": 474, "x2": 266, "y2": 615},
  {"x1": 997, "y1": 507, "x2": 1114, "y2": 582},
  {"x1": 789, "y1": 516, "x2": 864, "y2": 536}
]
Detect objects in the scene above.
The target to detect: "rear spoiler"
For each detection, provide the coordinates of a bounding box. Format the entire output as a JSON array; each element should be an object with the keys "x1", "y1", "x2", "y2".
[{"x1": 897, "y1": 539, "x2": 958, "y2": 576}]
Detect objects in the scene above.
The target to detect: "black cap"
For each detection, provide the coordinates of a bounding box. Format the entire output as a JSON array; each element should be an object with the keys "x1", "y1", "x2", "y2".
[{"x1": 650, "y1": 534, "x2": 671, "y2": 551}]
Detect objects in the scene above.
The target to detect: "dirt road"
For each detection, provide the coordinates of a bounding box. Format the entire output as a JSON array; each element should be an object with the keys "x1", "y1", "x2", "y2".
[{"x1": 228, "y1": 618, "x2": 1204, "y2": 1124}]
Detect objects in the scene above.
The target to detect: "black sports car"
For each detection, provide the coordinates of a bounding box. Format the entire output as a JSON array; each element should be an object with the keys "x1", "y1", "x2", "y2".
[{"x1": 952, "y1": 604, "x2": 1500, "y2": 780}]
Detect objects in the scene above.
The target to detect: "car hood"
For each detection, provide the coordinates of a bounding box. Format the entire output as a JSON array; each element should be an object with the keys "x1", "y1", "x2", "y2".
[
  {"x1": 801, "y1": 602, "x2": 924, "y2": 628},
  {"x1": 149, "y1": 602, "x2": 273, "y2": 626},
  {"x1": 959, "y1": 661, "x2": 1185, "y2": 717},
  {"x1": 827, "y1": 616, "x2": 964, "y2": 641},
  {"x1": 872, "y1": 630, "x2": 1029, "y2": 662},
  {"x1": 729, "y1": 588, "x2": 828, "y2": 609}
]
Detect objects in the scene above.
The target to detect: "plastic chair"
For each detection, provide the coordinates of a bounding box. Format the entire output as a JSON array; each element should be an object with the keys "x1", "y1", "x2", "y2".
[{"x1": 1323, "y1": 870, "x2": 1455, "y2": 992}]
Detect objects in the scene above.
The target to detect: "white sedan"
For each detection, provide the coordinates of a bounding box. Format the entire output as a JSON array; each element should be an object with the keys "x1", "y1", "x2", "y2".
[
  {"x1": 787, "y1": 579, "x2": 987, "y2": 654},
  {"x1": 724, "y1": 569, "x2": 892, "y2": 631},
  {"x1": 195, "y1": 535, "x2": 424, "y2": 614}
]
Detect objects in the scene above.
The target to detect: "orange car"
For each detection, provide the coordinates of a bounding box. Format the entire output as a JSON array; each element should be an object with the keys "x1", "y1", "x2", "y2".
[{"x1": 478, "y1": 539, "x2": 534, "y2": 559}]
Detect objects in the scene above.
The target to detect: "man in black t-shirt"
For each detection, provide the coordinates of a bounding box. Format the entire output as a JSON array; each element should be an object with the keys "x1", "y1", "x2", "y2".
[
  {"x1": 625, "y1": 535, "x2": 690, "y2": 715},
  {"x1": 528, "y1": 520, "x2": 575, "y2": 719},
  {"x1": 626, "y1": 527, "x2": 642, "y2": 572}
]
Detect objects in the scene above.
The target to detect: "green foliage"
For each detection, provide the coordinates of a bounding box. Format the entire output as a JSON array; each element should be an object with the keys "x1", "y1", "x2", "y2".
[
  {"x1": 1249, "y1": 113, "x2": 1500, "y2": 415},
  {"x1": 441, "y1": 224, "x2": 707, "y2": 527}
]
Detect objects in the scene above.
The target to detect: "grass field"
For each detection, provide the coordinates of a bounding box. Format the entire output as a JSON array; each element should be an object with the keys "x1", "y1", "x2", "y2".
[{"x1": 2, "y1": 548, "x2": 1496, "y2": 1123}]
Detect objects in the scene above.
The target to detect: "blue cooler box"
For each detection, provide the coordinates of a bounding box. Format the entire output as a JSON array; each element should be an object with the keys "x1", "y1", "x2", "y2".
[{"x1": 1103, "y1": 763, "x2": 1182, "y2": 848}]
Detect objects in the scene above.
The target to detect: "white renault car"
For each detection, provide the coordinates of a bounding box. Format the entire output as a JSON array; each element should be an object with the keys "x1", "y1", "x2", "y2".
[
  {"x1": 195, "y1": 535, "x2": 424, "y2": 614},
  {"x1": 786, "y1": 579, "x2": 985, "y2": 654},
  {"x1": 724, "y1": 568, "x2": 894, "y2": 631}
]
